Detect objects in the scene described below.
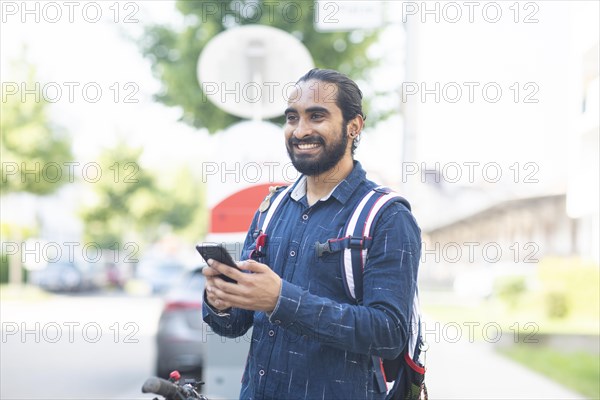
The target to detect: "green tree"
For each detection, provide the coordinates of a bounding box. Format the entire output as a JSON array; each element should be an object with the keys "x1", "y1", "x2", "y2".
[
  {"x1": 1, "y1": 63, "x2": 74, "y2": 195},
  {"x1": 80, "y1": 142, "x2": 206, "y2": 249},
  {"x1": 0, "y1": 58, "x2": 75, "y2": 285},
  {"x1": 140, "y1": 0, "x2": 382, "y2": 133},
  {"x1": 157, "y1": 166, "x2": 208, "y2": 241}
]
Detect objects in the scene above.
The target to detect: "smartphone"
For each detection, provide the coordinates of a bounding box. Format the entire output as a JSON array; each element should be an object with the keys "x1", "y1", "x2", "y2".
[{"x1": 195, "y1": 244, "x2": 240, "y2": 283}]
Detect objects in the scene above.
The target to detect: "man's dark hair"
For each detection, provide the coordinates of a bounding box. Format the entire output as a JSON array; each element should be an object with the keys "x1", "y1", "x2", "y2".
[{"x1": 296, "y1": 68, "x2": 366, "y2": 154}]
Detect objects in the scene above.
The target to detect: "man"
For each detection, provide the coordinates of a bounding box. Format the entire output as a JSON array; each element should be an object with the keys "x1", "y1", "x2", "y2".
[{"x1": 202, "y1": 68, "x2": 421, "y2": 400}]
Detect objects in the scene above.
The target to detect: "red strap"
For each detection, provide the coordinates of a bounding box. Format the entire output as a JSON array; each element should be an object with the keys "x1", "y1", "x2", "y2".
[
  {"x1": 379, "y1": 358, "x2": 387, "y2": 382},
  {"x1": 404, "y1": 351, "x2": 426, "y2": 375}
]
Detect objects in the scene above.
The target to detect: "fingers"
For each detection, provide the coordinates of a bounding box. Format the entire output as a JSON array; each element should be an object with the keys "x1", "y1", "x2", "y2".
[
  {"x1": 237, "y1": 259, "x2": 267, "y2": 273},
  {"x1": 205, "y1": 284, "x2": 232, "y2": 310},
  {"x1": 204, "y1": 260, "x2": 241, "y2": 309},
  {"x1": 203, "y1": 259, "x2": 279, "y2": 312},
  {"x1": 204, "y1": 258, "x2": 268, "y2": 278},
  {"x1": 201, "y1": 263, "x2": 220, "y2": 277},
  {"x1": 212, "y1": 298, "x2": 227, "y2": 309},
  {"x1": 206, "y1": 259, "x2": 245, "y2": 282}
]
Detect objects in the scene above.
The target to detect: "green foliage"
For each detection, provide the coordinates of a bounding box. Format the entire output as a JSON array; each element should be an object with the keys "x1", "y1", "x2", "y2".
[
  {"x1": 495, "y1": 275, "x2": 527, "y2": 310},
  {"x1": 538, "y1": 257, "x2": 600, "y2": 321},
  {"x1": 545, "y1": 290, "x2": 569, "y2": 319},
  {"x1": 80, "y1": 142, "x2": 206, "y2": 248},
  {"x1": 140, "y1": 0, "x2": 382, "y2": 133},
  {"x1": 0, "y1": 223, "x2": 38, "y2": 242},
  {"x1": 423, "y1": 257, "x2": 600, "y2": 336},
  {"x1": 498, "y1": 344, "x2": 600, "y2": 399},
  {"x1": 0, "y1": 253, "x2": 28, "y2": 284},
  {"x1": 0, "y1": 253, "x2": 8, "y2": 284},
  {"x1": 1, "y1": 62, "x2": 74, "y2": 195},
  {"x1": 1, "y1": 56, "x2": 75, "y2": 285},
  {"x1": 157, "y1": 167, "x2": 208, "y2": 240}
]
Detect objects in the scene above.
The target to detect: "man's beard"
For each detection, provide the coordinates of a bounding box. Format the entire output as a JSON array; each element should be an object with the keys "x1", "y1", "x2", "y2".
[{"x1": 287, "y1": 125, "x2": 348, "y2": 176}]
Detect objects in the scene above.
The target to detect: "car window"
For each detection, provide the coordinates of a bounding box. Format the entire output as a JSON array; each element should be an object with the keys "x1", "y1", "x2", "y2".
[
  {"x1": 176, "y1": 271, "x2": 205, "y2": 291},
  {"x1": 159, "y1": 263, "x2": 184, "y2": 272}
]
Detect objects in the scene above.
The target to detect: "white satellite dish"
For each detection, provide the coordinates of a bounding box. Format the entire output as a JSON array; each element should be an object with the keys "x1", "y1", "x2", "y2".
[{"x1": 197, "y1": 25, "x2": 314, "y2": 120}]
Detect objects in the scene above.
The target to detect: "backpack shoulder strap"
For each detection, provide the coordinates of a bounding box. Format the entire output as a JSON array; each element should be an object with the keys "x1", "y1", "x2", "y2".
[
  {"x1": 255, "y1": 185, "x2": 292, "y2": 235},
  {"x1": 343, "y1": 186, "x2": 422, "y2": 360},
  {"x1": 250, "y1": 184, "x2": 292, "y2": 261},
  {"x1": 340, "y1": 187, "x2": 426, "y2": 399},
  {"x1": 342, "y1": 186, "x2": 411, "y2": 303}
]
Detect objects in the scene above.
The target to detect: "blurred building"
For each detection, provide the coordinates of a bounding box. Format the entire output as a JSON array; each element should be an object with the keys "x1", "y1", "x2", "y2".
[
  {"x1": 425, "y1": 194, "x2": 574, "y2": 259},
  {"x1": 566, "y1": 39, "x2": 599, "y2": 263},
  {"x1": 400, "y1": 2, "x2": 599, "y2": 281},
  {"x1": 420, "y1": 194, "x2": 577, "y2": 291}
]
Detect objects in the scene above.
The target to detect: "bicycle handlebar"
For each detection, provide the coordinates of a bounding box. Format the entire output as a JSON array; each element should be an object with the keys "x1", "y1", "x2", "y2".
[
  {"x1": 141, "y1": 374, "x2": 207, "y2": 400},
  {"x1": 142, "y1": 377, "x2": 180, "y2": 398}
]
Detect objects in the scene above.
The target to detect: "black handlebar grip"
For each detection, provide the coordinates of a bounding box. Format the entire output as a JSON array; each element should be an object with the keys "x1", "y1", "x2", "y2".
[{"x1": 141, "y1": 377, "x2": 180, "y2": 398}]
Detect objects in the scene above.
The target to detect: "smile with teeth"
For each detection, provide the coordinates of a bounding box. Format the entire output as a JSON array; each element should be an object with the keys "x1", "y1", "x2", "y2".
[{"x1": 297, "y1": 143, "x2": 320, "y2": 150}]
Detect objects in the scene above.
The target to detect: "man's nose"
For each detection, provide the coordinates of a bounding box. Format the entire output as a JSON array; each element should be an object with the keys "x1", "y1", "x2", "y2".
[{"x1": 293, "y1": 118, "x2": 312, "y2": 139}]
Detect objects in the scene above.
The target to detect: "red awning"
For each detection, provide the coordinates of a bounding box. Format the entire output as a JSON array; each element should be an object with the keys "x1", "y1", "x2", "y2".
[{"x1": 210, "y1": 183, "x2": 287, "y2": 233}]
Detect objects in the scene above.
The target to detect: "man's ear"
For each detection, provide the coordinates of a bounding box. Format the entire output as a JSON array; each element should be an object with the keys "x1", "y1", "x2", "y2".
[{"x1": 347, "y1": 115, "x2": 364, "y2": 138}]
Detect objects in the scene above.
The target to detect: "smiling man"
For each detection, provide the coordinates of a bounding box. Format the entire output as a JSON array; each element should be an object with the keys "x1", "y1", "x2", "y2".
[
  {"x1": 283, "y1": 75, "x2": 357, "y2": 189},
  {"x1": 202, "y1": 69, "x2": 422, "y2": 400}
]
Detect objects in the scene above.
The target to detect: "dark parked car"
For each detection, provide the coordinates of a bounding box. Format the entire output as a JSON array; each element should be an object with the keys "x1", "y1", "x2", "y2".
[
  {"x1": 31, "y1": 260, "x2": 104, "y2": 292},
  {"x1": 156, "y1": 266, "x2": 207, "y2": 379},
  {"x1": 136, "y1": 257, "x2": 188, "y2": 294}
]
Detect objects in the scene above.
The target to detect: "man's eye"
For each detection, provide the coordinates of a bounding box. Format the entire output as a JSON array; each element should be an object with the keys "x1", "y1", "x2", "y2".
[
  {"x1": 311, "y1": 113, "x2": 324, "y2": 119},
  {"x1": 286, "y1": 114, "x2": 297, "y2": 121}
]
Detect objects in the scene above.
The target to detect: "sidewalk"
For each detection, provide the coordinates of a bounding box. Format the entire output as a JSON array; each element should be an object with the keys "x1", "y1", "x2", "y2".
[{"x1": 423, "y1": 317, "x2": 587, "y2": 400}]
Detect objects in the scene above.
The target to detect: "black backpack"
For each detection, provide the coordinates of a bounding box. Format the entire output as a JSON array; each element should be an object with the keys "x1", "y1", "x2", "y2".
[{"x1": 253, "y1": 185, "x2": 428, "y2": 400}]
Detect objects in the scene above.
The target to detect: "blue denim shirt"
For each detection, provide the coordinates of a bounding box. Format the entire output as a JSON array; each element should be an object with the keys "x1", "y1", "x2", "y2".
[{"x1": 203, "y1": 162, "x2": 421, "y2": 400}]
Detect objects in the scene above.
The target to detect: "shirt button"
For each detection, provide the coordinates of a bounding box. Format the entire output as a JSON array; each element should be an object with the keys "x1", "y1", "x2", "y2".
[
  {"x1": 259, "y1": 369, "x2": 265, "y2": 376},
  {"x1": 268, "y1": 330, "x2": 275, "y2": 337},
  {"x1": 289, "y1": 250, "x2": 296, "y2": 257},
  {"x1": 302, "y1": 214, "x2": 309, "y2": 221},
  {"x1": 274, "y1": 320, "x2": 281, "y2": 325}
]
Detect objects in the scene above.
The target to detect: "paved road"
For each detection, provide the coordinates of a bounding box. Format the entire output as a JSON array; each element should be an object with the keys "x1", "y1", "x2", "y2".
[
  {"x1": 1, "y1": 292, "x2": 162, "y2": 400},
  {"x1": 422, "y1": 314, "x2": 587, "y2": 400}
]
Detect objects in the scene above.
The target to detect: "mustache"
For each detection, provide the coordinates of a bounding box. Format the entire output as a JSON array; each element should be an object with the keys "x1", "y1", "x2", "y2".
[{"x1": 289, "y1": 136, "x2": 325, "y2": 146}]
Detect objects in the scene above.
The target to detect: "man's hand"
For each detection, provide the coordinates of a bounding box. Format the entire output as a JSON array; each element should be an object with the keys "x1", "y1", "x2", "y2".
[{"x1": 202, "y1": 259, "x2": 281, "y2": 313}]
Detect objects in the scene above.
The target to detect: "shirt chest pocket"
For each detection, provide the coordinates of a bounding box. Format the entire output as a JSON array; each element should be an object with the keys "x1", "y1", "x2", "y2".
[
  {"x1": 311, "y1": 224, "x2": 346, "y2": 264},
  {"x1": 306, "y1": 228, "x2": 350, "y2": 299}
]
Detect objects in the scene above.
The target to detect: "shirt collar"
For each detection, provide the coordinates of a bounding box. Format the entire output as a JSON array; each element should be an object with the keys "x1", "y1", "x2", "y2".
[
  {"x1": 290, "y1": 176, "x2": 308, "y2": 201},
  {"x1": 289, "y1": 161, "x2": 366, "y2": 205}
]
